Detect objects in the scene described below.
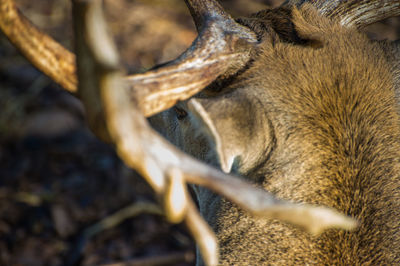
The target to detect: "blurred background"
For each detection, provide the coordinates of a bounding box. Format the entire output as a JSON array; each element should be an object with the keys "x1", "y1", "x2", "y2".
[{"x1": 0, "y1": 0, "x2": 399, "y2": 265}]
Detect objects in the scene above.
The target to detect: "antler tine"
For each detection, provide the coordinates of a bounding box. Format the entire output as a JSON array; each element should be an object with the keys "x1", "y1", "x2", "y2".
[
  {"x1": 0, "y1": 0, "x2": 77, "y2": 93},
  {"x1": 184, "y1": 0, "x2": 232, "y2": 32},
  {"x1": 284, "y1": 0, "x2": 400, "y2": 29}
]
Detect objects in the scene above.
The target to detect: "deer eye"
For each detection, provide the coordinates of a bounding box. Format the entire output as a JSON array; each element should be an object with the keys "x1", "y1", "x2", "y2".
[{"x1": 173, "y1": 106, "x2": 188, "y2": 120}]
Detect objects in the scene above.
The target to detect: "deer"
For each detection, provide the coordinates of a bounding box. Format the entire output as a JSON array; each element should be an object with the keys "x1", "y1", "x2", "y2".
[{"x1": 1, "y1": 0, "x2": 400, "y2": 265}]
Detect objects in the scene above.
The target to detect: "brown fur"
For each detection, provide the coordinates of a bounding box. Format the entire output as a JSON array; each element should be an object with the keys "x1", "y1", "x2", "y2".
[{"x1": 151, "y1": 4, "x2": 400, "y2": 265}]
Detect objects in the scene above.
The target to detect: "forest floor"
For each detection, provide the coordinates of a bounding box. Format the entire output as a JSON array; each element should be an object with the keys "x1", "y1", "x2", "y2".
[{"x1": 0, "y1": 0, "x2": 399, "y2": 265}]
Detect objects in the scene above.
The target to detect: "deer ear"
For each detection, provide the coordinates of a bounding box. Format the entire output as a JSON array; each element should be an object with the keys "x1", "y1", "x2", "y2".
[
  {"x1": 188, "y1": 98, "x2": 237, "y2": 173},
  {"x1": 291, "y1": 5, "x2": 328, "y2": 48},
  {"x1": 187, "y1": 94, "x2": 271, "y2": 174}
]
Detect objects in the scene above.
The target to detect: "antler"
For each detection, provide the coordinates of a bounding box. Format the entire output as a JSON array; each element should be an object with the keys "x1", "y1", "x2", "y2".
[
  {"x1": 284, "y1": 0, "x2": 400, "y2": 28},
  {"x1": 0, "y1": 0, "x2": 257, "y2": 117},
  {"x1": 0, "y1": 0, "x2": 366, "y2": 265},
  {"x1": 72, "y1": 1, "x2": 357, "y2": 265},
  {"x1": 0, "y1": 0, "x2": 77, "y2": 93},
  {"x1": 125, "y1": 0, "x2": 258, "y2": 117}
]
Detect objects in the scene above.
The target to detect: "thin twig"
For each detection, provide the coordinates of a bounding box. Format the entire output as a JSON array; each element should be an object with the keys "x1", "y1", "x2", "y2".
[
  {"x1": 99, "y1": 251, "x2": 195, "y2": 266},
  {"x1": 84, "y1": 202, "x2": 163, "y2": 239},
  {"x1": 66, "y1": 202, "x2": 163, "y2": 266}
]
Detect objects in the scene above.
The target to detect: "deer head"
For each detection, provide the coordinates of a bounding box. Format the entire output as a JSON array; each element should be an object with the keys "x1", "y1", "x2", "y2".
[
  {"x1": 1, "y1": 0, "x2": 400, "y2": 265},
  {"x1": 151, "y1": 1, "x2": 400, "y2": 264}
]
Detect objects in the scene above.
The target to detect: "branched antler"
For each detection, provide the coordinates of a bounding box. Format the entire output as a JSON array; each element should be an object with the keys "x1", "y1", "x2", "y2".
[
  {"x1": 69, "y1": 1, "x2": 356, "y2": 265},
  {"x1": 0, "y1": 0, "x2": 257, "y2": 117},
  {"x1": 284, "y1": 0, "x2": 400, "y2": 28},
  {"x1": 124, "y1": 0, "x2": 258, "y2": 117}
]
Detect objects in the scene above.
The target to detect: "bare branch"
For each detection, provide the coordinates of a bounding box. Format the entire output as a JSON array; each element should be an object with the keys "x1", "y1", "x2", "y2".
[
  {"x1": 284, "y1": 0, "x2": 400, "y2": 28},
  {"x1": 84, "y1": 202, "x2": 163, "y2": 240}
]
